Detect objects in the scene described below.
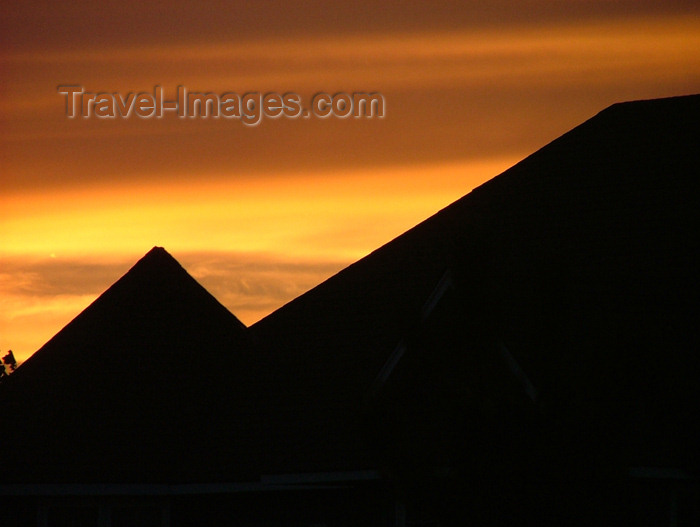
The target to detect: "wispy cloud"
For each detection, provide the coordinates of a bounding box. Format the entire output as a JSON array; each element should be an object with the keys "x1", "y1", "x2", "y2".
[
  {"x1": 181, "y1": 251, "x2": 349, "y2": 321},
  {"x1": 3, "y1": 17, "x2": 698, "y2": 192},
  {"x1": 0, "y1": 251, "x2": 350, "y2": 361}
]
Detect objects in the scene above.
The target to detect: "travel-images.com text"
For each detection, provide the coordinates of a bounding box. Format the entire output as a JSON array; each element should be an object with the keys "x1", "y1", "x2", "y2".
[{"x1": 57, "y1": 85, "x2": 385, "y2": 126}]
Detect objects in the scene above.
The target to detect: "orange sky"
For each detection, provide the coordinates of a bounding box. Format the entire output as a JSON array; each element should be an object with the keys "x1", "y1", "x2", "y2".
[{"x1": 1, "y1": 2, "x2": 699, "y2": 362}]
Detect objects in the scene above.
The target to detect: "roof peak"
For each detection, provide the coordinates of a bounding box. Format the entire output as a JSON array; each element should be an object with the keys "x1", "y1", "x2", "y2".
[
  {"x1": 128, "y1": 246, "x2": 183, "y2": 275},
  {"x1": 142, "y1": 245, "x2": 174, "y2": 260}
]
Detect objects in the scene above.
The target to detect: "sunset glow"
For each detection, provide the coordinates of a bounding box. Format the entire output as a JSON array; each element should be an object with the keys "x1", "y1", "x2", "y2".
[{"x1": 1, "y1": 2, "x2": 699, "y2": 361}]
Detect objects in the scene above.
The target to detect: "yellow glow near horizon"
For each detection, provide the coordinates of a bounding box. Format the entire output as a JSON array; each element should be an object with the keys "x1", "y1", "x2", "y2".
[
  {"x1": 0, "y1": 157, "x2": 519, "y2": 361},
  {"x1": 1, "y1": 157, "x2": 518, "y2": 261}
]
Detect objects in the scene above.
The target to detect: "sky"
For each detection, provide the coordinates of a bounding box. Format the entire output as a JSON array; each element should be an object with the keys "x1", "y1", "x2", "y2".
[{"x1": 1, "y1": 1, "x2": 699, "y2": 363}]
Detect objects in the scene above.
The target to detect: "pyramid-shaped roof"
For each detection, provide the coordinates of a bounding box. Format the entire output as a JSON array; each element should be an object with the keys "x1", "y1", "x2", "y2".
[{"x1": 0, "y1": 247, "x2": 258, "y2": 483}]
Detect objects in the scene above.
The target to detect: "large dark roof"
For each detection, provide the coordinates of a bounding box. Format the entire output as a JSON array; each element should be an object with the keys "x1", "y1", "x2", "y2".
[
  {"x1": 251, "y1": 94, "x2": 700, "y2": 476},
  {"x1": 1, "y1": 94, "x2": 698, "y2": 487}
]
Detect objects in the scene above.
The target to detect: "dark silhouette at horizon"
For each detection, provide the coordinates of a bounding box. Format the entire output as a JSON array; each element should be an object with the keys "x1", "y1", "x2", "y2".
[{"x1": 1, "y1": 94, "x2": 699, "y2": 526}]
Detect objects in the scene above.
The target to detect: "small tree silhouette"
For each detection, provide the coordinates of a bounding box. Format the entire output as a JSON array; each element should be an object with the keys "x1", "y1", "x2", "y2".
[{"x1": 1, "y1": 350, "x2": 17, "y2": 381}]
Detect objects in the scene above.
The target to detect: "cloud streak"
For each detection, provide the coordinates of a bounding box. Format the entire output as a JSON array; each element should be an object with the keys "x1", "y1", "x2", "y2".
[
  {"x1": 3, "y1": 16, "x2": 699, "y2": 193},
  {"x1": 0, "y1": 251, "x2": 351, "y2": 361}
]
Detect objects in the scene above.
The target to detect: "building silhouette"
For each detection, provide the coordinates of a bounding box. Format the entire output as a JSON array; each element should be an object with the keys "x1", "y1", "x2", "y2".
[{"x1": 1, "y1": 94, "x2": 699, "y2": 526}]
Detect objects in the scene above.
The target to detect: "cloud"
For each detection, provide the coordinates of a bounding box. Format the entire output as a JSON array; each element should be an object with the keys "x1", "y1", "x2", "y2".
[
  {"x1": 2, "y1": 1, "x2": 696, "y2": 53},
  {"x1": 0, "y1": 257, "x2": 131, "y2": 298},
  {"x1": 0, "y1": 251, "x2": 350, "y2": 360},
  {"x1": 180, "y1": 251, "x2": 350, "y2": 321},
  {"x1": 3, "y1": 16, "x2": 699, "y2": 193}
]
